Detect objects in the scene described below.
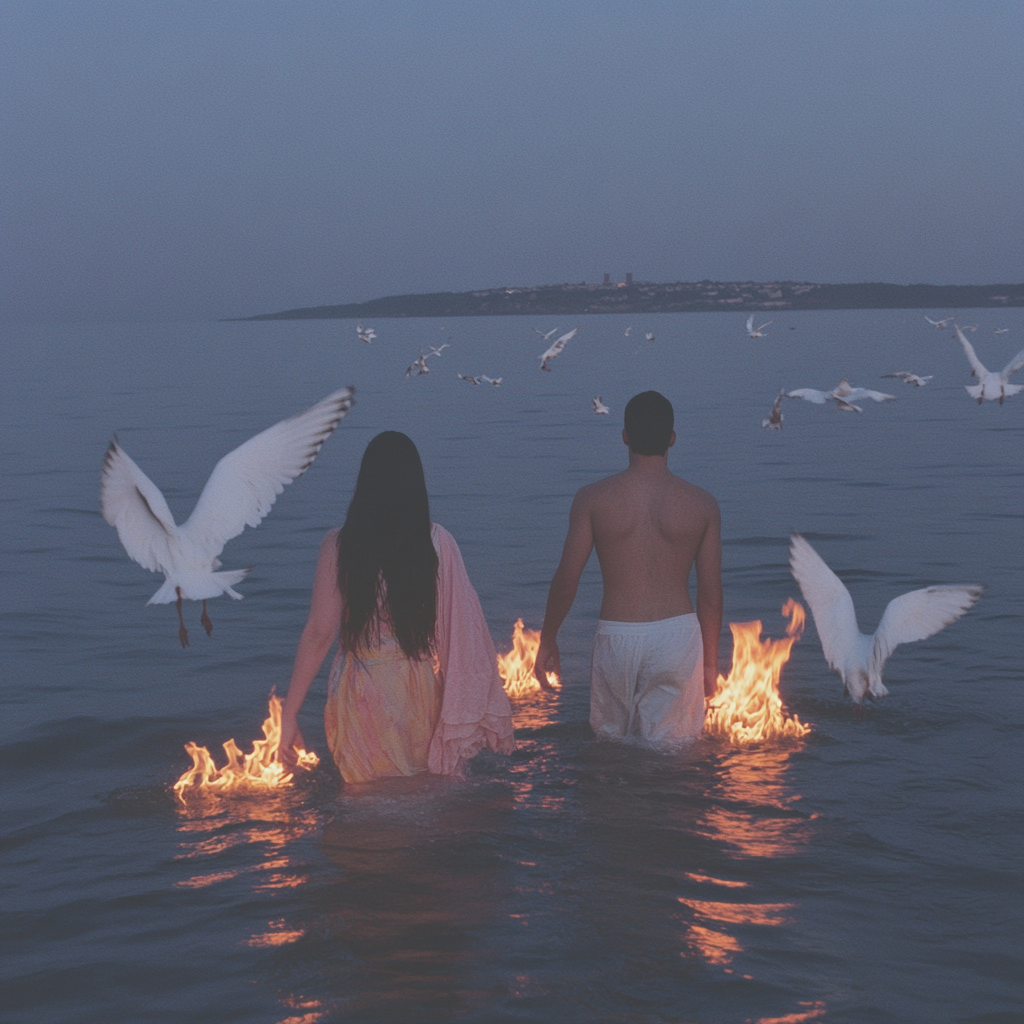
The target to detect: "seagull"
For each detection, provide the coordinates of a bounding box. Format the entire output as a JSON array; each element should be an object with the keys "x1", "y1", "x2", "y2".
[
  {"x1": 101, "y1": 388, "x2": 355, "y2": 647},
  {"x1": 786, "y1": 379, "x2": 896, "y2": 413},
  {"x1": 645, "y1": 331, "x2": 655, "y2": 343},
  {"x1": 593, "y1": 396, "x2": 609, "y2": 415},
  {"x1": 356, "y1": 324, "x2": 377, "y2": 344},
  {"x1": 924, "y1": 315, "x2": 953, "y2": 329},
  {"x1": 405, "y1": 352, "x2": 430, "y2": 378},
  {"x1": 624, "y1": 326, "x2": 633, "y2": 337},
  {"x1": 761, "y1": 389, "x2": 785, "y2": 430},
  {"x1": 959, "y1": 324, "x2": 978, "y2": 333},
  {"x1": 539, "y1": 327, "x2": 578, "y2": 371},
  {"x1": 457, "y1": 373, "x2": 482, "y2": 385},
  {"x1": 994, "y1": 328, "x2": 1009, "y2": 334},
  {"x1": 533, "y1": 327, "x2": 559, "y2": 342},
  {"x1": 881, "y1": 372, "x2": 933, "y2": 387},
  {"x1": 746, "y1": 315, "x2": 773, "y2": 338},
  {"x1": 427, "y1": 343, "x2": 450, "y2": 357},
  {"x1": 479, "y1": 375, "x2": 502, "y2": 387},
  {"x1": 954, "y1": 324, "x2": 1024, "y2": 404},
  {"x1": 789, "y1": 534, "x2": 982, "y2": 705}
]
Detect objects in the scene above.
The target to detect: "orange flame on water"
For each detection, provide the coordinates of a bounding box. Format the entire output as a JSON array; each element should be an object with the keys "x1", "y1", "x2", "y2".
[
  {"x1": 497, "y1": 618, "x2": 560, "y2": 697},
  {"x1": 173, "y1": 695, "x2": 319, "y2": 802},
  {"x1": 704, "y1": 599, "x2": 811, "y2": 745}
]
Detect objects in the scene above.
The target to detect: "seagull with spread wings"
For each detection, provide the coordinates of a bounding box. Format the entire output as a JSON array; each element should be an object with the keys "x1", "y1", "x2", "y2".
[
  {"x1": 593, "y1": 396, "x2": 609, "y2": 415},
  {"x1": 533, "y1": 327, "x2": 559, "y2": 342},
  {"x1": 761, "y1": 389, "x2": 785, "y2": 430},
  {"x1": 356, "y1": 324, "x2": 377, "y2": 344},
  {"x1": 539, "y1": 327, "x2": 578, "y2": 371},
  {"x1": 787, "y1": 379, "x2": 896, "y2": 413},
  {"x1": 746, "y1": 315, "x2": 773, "y2": 338},
  {"x1": 924, "y1": 315, "x2": 953, "y2": 328},
  {"x1": 954, "y1": 324, "x2": 1024, "y2": 404},
  {"x1": 789, "y1": 534, "x2": 982, "y2": 705},
  {"x1": 881, "y1": 372, "x2": 933, "y2": 387},
  {"x1": 405, "y1": 352, "x2": 430, "y2": 378},
  {"x1": 101, "y1": 388, "x2": 354, "y2": 647}
]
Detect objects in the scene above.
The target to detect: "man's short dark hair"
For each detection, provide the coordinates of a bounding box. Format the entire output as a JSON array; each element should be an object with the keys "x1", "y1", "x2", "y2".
[{"x1": 624, "y1": 391, "x2": 674, "y2": 455}]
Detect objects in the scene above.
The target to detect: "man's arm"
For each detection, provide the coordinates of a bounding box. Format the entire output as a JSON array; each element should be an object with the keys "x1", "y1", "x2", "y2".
[
  {"x1": 533, "y1": 489, "x2": 595, "y2": 687},
  {"x1": 694, "y1": 498, "x2": 723, "y2": 698}
]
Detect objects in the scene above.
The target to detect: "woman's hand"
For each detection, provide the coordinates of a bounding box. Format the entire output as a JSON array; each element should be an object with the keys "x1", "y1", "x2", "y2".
[
  {"x1": 279, "y1": 713, "x2": 306, "y2": 767},
  {"x1": 533, "y1": 637, "x2": 560, "y2": 691}
]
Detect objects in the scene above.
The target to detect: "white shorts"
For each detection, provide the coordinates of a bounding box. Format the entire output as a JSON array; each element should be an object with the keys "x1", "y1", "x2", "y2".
[{"x1": 590, "y1": 613, "x2": 705, "y2": 746}]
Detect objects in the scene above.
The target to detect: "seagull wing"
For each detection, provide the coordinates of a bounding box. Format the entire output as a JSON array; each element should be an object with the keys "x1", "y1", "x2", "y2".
[
  {"x1": 872, "y1": 585, "x2": 983, "y2": 673},
  {"x1": 880, "y1": 372, "x2": 909, "y2": 380},
  {"x1": 843, "y1": 388, "x2": 896, "y2": 403},
  {"x1": 100, "y1": 440, "x2": 180, "y2": 573},
  {"x1": 999, "y1": 348, "x2": 1024, "y2": 381},
  {"x1": 746, "y1": 315, "x2": 754, "y2": 333},
  {"x1": 786, "y1": 388, "x2": 832, "y2": 404},
  {"x1": 789, "y1": 534, "x2": 861, "y2": 674},
  {"x1": 955, "y1": 325, "x2": 989, "y2": 379},
  {"x1": 181, "y1": 387, "x2": 354, "y2": 560}
]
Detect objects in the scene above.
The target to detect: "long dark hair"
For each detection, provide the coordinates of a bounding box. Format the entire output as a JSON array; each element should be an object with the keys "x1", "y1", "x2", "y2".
[{"x1": 337, "y1": 431, "x2": 438, "y2": 659}]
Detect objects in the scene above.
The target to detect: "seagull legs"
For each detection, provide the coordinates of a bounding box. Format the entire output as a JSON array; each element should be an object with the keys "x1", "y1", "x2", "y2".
[
  {"x1": 201, "y1": 600, "x2": 213, "y2": 637},
  {"x1": 175, "y1": 587, "x2": 189, "y2": 648}
]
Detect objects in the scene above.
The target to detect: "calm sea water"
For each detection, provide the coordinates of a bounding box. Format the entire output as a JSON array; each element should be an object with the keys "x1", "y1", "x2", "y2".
[{"x1": 1, "y1": 310, "x2": 1022, "y2": 1024}]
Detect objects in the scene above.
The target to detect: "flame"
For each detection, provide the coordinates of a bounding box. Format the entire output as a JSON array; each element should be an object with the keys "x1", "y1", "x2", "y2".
[
  {"x1": 704, "y1": 599, "x2": 811, "y2": 745},
  {"x1": 173, "y1": 695, "x2": 319, "y2": 802},
  {"x1": 497, "y1": 618, "x2": 560, "y2": 697}
]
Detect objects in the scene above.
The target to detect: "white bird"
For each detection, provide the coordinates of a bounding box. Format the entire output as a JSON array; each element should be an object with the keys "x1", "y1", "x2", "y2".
[
  {"x1": 994, "y1": 328, "x2": 1009, "y2": 334},
  {"x1": 786, "y1": 379, "x2": 896, "y2": 413},
  {"x1": 746, "y1": 315, "x2": 773, "y2": 338},
  {"x1": 356, "y1": 324, "x2": 377, "y2": 344},
  {"x1": 959, "y1": 324, "x2": 978, "y2": 333},
  {"x1": 761, "y1": 389, "x2": 785, "y2": 430},
  {"x1": 533, "y1": 327, "x2": 559, "y2": 342},
  {"x1": 405, "y1": 353, "x2": 430, "y2": 378},
  {"x1": 428, "y1": 343, "x2": 450, "y2": 357},
  {"x1": 539, "y1": 327, "x2": 578, "y2": 371},
  {"x1": 480, "y1": 375, "x2": 502, "y2": 387},
  {"x1": 645, "y1": 331, "x2": 655, "y2": 343},
  {"x1": 457, "y1": 373, "x2": 482, "y2": 385},
  {"x1": 881, "y1": 372, "x2": 933, "y2": 387},
  {"x1": 101, "y1": 388, "x2": 355, "y2": 647},
  {"x1": 624, "y1": 326, "x2": 633, "y2": 337},
  {"x1": 924, "y1": 315, "x2": 953, "y2": 328},
  {"x1": 789, "y1": 534, "x2": 982, "y2": 705},
  {"x1": 954, "y1": 324, "x2": 1024, "y2": 404},
  {"x1": 593, "y1": 396, "x2": 610, "y2": 415}
]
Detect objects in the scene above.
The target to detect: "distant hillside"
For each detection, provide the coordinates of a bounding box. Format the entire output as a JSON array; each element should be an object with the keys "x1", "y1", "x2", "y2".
[{"x1": 231, "y1": 280, "x2": 1023, "y2": 321}]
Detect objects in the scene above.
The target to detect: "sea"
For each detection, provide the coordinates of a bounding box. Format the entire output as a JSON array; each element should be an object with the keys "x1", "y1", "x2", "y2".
[{"x1": 1, "y1": 310, "x2": 1021, "y2": 1024}]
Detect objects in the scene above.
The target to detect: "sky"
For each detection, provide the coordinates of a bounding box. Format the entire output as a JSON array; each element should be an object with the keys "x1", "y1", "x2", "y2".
[{"x1": 2, "y1": 0, "x2": 1022, "y2": 320}]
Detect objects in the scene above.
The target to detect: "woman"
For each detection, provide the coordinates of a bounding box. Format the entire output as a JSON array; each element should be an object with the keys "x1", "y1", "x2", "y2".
[{"x1": 280, "y1": 431, "x2": 514, "y2": 781}]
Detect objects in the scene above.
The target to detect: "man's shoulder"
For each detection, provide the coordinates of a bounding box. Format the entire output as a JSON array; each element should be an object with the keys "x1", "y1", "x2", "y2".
[
  {"x1": 573, "y1": 470, "x2": 630, "y2": 503},
  {"x1": 669, "y1": 474, "x2": 720, "y2": 510}
]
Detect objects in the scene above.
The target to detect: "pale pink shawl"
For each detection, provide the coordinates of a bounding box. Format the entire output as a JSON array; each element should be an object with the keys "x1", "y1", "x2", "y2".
[{"x1": 428, "y1": 523, "x2": 515, "y2": 775}]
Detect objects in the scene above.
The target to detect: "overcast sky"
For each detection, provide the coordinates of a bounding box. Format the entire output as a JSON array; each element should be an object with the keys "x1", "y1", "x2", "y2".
[{"x1": 2, "y1": 0, "x2": 1022, "y2": 320}]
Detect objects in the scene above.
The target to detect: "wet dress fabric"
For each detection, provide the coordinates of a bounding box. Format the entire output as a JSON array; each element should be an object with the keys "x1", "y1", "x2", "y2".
[{"x1": 324, "y1": 523, "x2": 514, "y2": 783}]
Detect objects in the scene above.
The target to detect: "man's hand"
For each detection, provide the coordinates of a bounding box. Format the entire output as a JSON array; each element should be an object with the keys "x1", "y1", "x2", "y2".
[
  {"x1": 703, "y1": 664, "x2": 719, "y2": 700},
  {"x1": 534, "y1": 637, "x2": 561, "y2": 690}
]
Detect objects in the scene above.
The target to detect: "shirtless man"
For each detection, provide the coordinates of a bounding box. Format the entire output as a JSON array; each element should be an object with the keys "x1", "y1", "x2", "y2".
[{"x1": 533, "y1": 391, "x2": 722, "y2": 745}]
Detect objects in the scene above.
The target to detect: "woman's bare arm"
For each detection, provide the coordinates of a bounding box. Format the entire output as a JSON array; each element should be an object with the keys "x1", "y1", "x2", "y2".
[{"x1": 280, "y1": 530, "x2": 342, "y2": 754}]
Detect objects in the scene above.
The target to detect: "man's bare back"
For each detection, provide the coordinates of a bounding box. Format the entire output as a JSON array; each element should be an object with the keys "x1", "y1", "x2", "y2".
[{"x1": 534, "y1": 401, "x2": 722, "y2": 701}]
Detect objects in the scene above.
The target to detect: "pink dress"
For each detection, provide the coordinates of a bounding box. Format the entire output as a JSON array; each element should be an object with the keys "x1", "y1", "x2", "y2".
[{"x1": 324, "y1": 524, "x2": 514, "y2": 782}]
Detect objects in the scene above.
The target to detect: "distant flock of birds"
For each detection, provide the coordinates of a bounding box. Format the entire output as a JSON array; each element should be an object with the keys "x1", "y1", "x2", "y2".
[
  {"x1": 760, "y1": 316, "x2": 1023, "y2": 430},
  {"x1": 99, "y1": 309, "x2": 1012, "y2": 713}
]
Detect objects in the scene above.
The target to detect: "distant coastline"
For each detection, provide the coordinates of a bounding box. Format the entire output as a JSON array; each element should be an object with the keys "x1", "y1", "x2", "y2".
[{"x1": 230, "y1": 280, "x2": 1024, "y2": 321}]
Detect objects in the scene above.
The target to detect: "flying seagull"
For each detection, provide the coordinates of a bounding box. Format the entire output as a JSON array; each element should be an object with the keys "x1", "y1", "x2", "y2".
[
  {"x1": 101, "y1": 388, "x2": 355, "y2": 647},
  {"x1": 645, "y1": 331, "x2": 655, "y2": 343},
  {"x1": 405, "y1": 352, "x2": 430, "y2": 378},
  {"x1": 881, "y1": 372, "x2": 933, "y2": 387},
  {"x1": 787, "y1": 379, "x2": 896, "y2": 413},
  {"x1": 789, "y1": 534, "x2": 982, "y2": 705},
  {"x1": 356, "y1": 324, "x2": 377, "y2": 344},
  {"x1": 624, "y1": 326, "x2": 633, "y2": 337},
  {"x1": 746, "y1": 315, "x2": 773, "y2": 338},
  {"x1": 924, "y1": 315, "x2": 953, "y2": 328},
  {"x1": 533, "y1": 327, "x2": 559, "y2": 342},
  {"x1": 480, "y1": 375, "x2": 502, "y2": 387},
  {"x1": 457, "y1": 373, "x2": 482, "y2": 385},
  {"x1": 539, "y1": 327, "x2": 578, "y2": 371},
  {"x1": 593, "y1": 396, "x2": 610, "y2": 415},
  {"x1": 994, "y1": 328, "x2": 1009, "y2": 334},
  {"x1": 428, "y1": 343, "x2": 450, "y2": 357},
  {"x1": 761, "y1": 389, "x2": 785, "y2": 430},
  {"x1": 954, "y1": 324, "x2": 1024, "y2": 404}
]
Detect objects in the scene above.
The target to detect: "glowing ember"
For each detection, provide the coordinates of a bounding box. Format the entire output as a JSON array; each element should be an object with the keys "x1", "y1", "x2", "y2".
[
  {"x1": 497, "y1": 618, "x2": 560, "y2": 697},
  {"x1": 173, "y1": 695, "x2": 319, "y2": 802},
  {"x1": 704, "y1": 599, "x2": 811, "y2": 745}
]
